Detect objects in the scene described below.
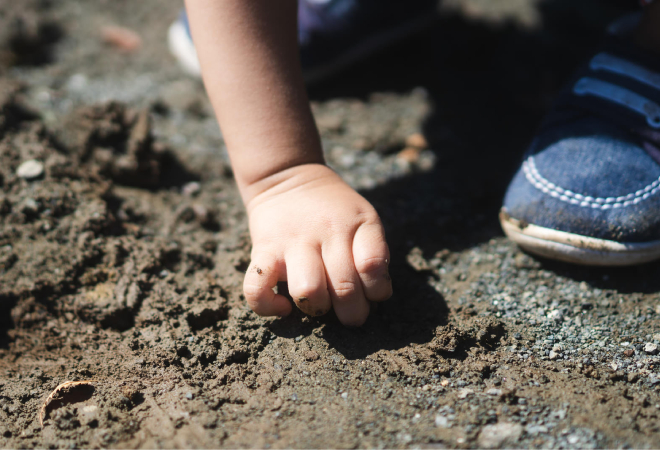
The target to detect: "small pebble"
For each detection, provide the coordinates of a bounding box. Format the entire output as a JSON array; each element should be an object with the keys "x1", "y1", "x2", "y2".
[
  {"x1": 644, "y1": 343, "x2": 658, "y2": 355},
  {"x1": 21, "y1": 199, "x2": 39, "y2": 214},
  {"x1": 66, "y1": 73, "x2": 88, "y2": 91},
  {"x1": 192, "y1": 204, "x2": 209, "y2": 223},
  {"x1": 185, "y1": 392, "x2": 193, "y2": 400},
  {"x1": 457, "y1": 388, "x2": 474, "y2": 399},
  {"x1": 181, "y1": 181, "x2": 201, "y2": 196},
  {"x1": 340, "y1": 392, "x2": 348, "y2": 399},
  {"x1": 435, "y1": 415, "x2": 451, "y2": 428},
  {"x1": 16, "y1": 160, "x2": 44, "y2": 180}
]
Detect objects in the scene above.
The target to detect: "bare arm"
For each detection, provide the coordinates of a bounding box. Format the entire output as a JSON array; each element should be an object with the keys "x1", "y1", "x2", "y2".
[
  {"x1": 184, "y1": 0, "x2": 392, "y2": 326},
  {"x1": 184, "y1": 0, "x2": 323, "y2": 203}
]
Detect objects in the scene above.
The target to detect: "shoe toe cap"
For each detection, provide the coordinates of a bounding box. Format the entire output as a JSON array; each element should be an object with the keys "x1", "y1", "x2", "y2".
[{"x1": 504, "y1": 130, "x2": 660, "y2": 243}]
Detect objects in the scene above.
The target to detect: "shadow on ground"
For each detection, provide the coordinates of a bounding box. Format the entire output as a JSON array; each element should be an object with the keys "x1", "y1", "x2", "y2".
[
  {"x1": 309, "y1": 0, "x2": 637, "y2": 252},
  {"x1": 268, "y1": 258, "x2": 448, "y2": 360},
  {"x1": 302, "y1": 0, "x2": 652, "y2": 355},
  {"x1": 308, "y1": 0, "x2": 644, "y2": 268}
]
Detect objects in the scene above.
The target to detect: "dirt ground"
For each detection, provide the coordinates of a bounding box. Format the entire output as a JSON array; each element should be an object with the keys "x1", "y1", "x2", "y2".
[{"x1": 1, "y1": 0, "x2": 660, "y2": 448}]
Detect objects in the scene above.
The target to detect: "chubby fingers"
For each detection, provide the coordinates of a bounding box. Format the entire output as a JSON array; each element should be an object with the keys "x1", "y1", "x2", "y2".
[
  {"x1": 243, "y1": 255, "x2": 292, "y2": 317},
  {"x1": 285, "y1": 245, "x2": 332, "y2": 317},
  {"x1": 353, "y1": 222, "x2": 392, "y2": 302},
  {"x1": 323, "y1": 238, "x2": 370, "y2": 327}
]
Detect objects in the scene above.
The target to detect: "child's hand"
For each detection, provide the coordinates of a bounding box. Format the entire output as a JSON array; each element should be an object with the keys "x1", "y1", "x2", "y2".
[
  {"x1": 243, "y1": 164, "x2": 392, "y2": 326},
  {"x1": 184, "y1": 2, "x2": 389, "y2": 326}
]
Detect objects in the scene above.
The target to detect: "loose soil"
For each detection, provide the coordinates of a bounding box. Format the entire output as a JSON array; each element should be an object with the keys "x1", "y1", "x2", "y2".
[{"x1": 1, "y1": 0, "x2": 659, "y2": 448}]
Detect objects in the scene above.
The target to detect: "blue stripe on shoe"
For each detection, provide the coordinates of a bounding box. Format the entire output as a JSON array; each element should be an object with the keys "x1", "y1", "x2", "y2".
[
  {"x1": 573, "y1": 77, "x2": 660, "y2": 128},
  {"x1": 542, "y1": 40, "x2": 660, "y2": 141},
  {"x1": 590, "y1": 52, "x2": 660, "y2": 91}
]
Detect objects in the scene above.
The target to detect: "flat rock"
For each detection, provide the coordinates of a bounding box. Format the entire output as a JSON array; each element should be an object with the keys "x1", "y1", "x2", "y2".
[
  {"x1": 478, "y1": 423, "x2": 523, "y2": 448},
  {"x1": 16, "y1": 159, "x2": 44, "y2": 180}
]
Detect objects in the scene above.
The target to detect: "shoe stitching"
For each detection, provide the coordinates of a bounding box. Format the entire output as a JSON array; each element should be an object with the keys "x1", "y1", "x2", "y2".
[{"x1": 523, "y1": 157, "x2": 660, "y2": 209}]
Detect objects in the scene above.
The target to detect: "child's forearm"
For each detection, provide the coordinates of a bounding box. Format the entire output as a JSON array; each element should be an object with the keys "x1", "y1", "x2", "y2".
[{"x1": 184, "y1": 0, "x2": 324, "y2": 204}]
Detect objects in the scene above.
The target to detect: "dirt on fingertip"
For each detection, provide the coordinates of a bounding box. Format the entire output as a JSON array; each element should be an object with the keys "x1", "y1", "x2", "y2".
[{"x1": 1, "y1": 0, "x2": 659, "y2": 449}]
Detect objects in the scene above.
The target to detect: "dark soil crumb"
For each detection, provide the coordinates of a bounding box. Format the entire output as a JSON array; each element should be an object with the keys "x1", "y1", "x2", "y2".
[{"x1": 1, "y1": 0, "x2": 659, "y2": 449}]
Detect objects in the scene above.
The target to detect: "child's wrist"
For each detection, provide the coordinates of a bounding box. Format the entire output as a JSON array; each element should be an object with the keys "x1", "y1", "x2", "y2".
[{"x1": 240, "y1": 162, "x2": 333, "y2": 211}]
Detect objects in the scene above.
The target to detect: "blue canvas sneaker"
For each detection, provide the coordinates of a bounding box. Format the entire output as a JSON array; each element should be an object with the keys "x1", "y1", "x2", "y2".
[
  {"x1": 501, "y1": 14, "x2": 660, "y2": 266},
  {"x1": 168, "y1": 0, "x2": 438, "y2": 83}
]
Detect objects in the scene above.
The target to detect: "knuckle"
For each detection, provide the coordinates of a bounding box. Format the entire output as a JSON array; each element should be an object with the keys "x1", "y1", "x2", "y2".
[
  {"x1": 356, "y1": 207, "x2": 380, "y2": 223},
  {"x1": 355, "y1": 256, "x2": 388, "y2": 276},
  {"x1": 331, "y1": 280, "x2": 358, "y2": 300}
]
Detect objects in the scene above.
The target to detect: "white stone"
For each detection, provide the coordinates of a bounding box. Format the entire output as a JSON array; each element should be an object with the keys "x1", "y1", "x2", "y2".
[
  {"x1": 16, "y1": 160, "x2": 44, "y2": 180},
  {"x1": 457, "y1": 388, "x2": 474, "y2": 399},
  {"x1": 181, "y1": 181, "x2": 201, "y2": 196},
  {"x1": 435, "y1": 415, "x2": 451, "y2": 428},
  {"x1": 644, "y1": 342, "x2": 658, "y2": 355},
  {"x1": 478, "y1": 423, "x2": 523, "y2": 448},
  {"x1": 67, "y1": 73, "x2": 89, "y2": 92}
]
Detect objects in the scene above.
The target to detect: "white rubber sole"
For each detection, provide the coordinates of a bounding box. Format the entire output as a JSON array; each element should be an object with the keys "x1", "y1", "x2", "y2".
[
  {"x1": 167, "y1": 12, "x2": 438, "y2": 85},
  {"x1": 168, "y1": 20, "x2": 202, "y2": 77},
  {"x1": 499, "y1": 209, "x2": 660, "y2": 266}
]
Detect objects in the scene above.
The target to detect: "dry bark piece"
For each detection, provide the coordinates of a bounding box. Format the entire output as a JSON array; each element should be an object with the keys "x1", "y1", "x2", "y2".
[
  {"x1": 404, "y1": 132, "x2": 428, "y2": 149},
  {"x1": 397, "y1": 147, "x2": 422, "y2": 164},
  {"x1": 101, "y1": 25, "x2": 142, "y2": 52},
  {"x1": 39, "y1": 380, "x2": 97, "y2": 427}
]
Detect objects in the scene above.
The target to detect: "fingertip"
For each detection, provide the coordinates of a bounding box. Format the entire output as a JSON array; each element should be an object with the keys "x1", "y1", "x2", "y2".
[
  {"x1": 273, "y1": 294, "x2": 293, "y2": 317},
  {"x1": 243, "y1": 257, "x2": 290, "y2": 317},
  {"x1": 246, "y1": 293, "x2": 292, "y2": 317},
  {"x1": 285, "y1": 246, "x2": 332, "y2": 317},
  {"x1": 353, "y1": 224, "x2": 392, "y2": 302},
  {"x1": 335, "y1": 300, "x2": 370, "y2": 327}
]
